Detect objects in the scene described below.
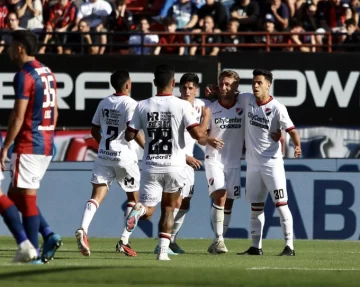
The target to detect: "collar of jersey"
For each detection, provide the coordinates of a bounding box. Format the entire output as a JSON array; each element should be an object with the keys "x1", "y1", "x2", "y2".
[
  {"x1": 256, "y1": 96, "x2": 273, "y2": 106},
  {"x1": 156, "y1": 93, "x2": 173, "y2": 97},
  {"x1": 113, "y1": 93, "x2": 128, "y2": 96},
  {"x1": 218, "y1": 99, "x2": 236, "y2": 109}
]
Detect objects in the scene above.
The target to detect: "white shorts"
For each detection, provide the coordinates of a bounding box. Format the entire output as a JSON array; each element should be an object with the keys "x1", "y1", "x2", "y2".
[
  {"x1": 205, "y1": 163, "x2": 241, "y2": 200},
  {"x1": 0, "y1": 169, "x2": 3, "y2": 184},
  {"x1": 10, "y1": 153, "x2": 52, "y2": 189},
  {"x1": 139, "y1": 170, "x2": 186, "y2": 207},
  {"x1": 90, "y1": 161, "x2": 140, "y2": 192},
  {"x1": 245, "y1": 161, "x2": 288, "y2": 204},
  {"x1": 182, "y1": 165, "x2": 195, "y2": 198}
]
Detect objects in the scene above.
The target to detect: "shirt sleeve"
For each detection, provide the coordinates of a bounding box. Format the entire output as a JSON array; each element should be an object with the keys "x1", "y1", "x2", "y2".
[
  {"x1": 128, "y1": 104, "x2": 142, "y2": 132},
  {"x1": 125, "y1": 100, "x2": 137, "y2": 124},
  {"x1": 91, "y1": 102, "x2": 102, "y2": 126},
  {"x1": 278, "y1": 104, "x2": 295, "y2": 132},
  {"x1": 13, "y1": 71, "x2": 33, "y2": 100},
  {"x1": 183, "y1": 102, "x2": 199, "y2": 130}
]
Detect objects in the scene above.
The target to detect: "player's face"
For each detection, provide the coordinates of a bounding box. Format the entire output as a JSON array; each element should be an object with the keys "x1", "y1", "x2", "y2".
[
  {"x1": 252, "y1": 75, "x2": 270, "y2": 99},
  {"x1": 218, "y1": 76, "x2": 238, "y2": 98},
  {"x1": 180, "y1": 82, "x2": 198, "y2": 102}
]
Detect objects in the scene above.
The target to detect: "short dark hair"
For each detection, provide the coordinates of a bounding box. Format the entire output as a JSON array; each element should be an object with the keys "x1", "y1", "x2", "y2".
[
  {"x1": 11, "y1": 30, "x2": 38, "y2": 56},
  {"x1": 163, "y1": 17, "x2": 177, "y2": 26},
  {"x1": 154, "y1": 64, "x2": 175, "y2": 89},
  {"x1": 345, "y1": 18, "x2": 356, "y2": 27},
  {"x1": 253, "y1": 69, "x2": 273, "y2": 84},
  {"x1": 110, "y1": 70, "x2": 130, "y2": 91},
  {"x1": 179, "y1": 73, "x2": 199, "y2": 87}
]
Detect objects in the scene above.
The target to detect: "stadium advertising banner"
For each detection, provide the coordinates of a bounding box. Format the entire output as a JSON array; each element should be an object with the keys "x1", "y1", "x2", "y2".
[
  {"x1": 1, "y1": 165, "x2": 360, "y2": 240},
  {"x1": 0, "y1": 55, "x2": 218, "y2": 128},
  {"x1": 220, "y1": 52, "x2": 360, "y2": 126}
]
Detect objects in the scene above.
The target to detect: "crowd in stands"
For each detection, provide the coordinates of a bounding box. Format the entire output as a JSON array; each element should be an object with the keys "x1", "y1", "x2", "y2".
[{"x1": 0, "y1": 0, "x2": 359, "y2": 55}]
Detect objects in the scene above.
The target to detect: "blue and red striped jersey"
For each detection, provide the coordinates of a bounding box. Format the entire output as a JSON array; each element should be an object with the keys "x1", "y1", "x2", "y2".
[{"x1": 13, "y1": 60, "x2": 57, "y2": 155}]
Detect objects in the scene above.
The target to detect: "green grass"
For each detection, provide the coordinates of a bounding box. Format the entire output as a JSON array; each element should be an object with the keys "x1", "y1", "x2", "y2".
[{"x1": 1, "y1": 237, "x2": 360, "y2": 287}]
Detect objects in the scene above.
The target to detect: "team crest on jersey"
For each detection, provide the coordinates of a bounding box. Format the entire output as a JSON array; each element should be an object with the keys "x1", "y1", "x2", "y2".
[
  {"x1": 195, "y1": 106, "x2": 200, "y2": 112},
  {"x1": 236, "y1": 107, "x2": 243, "y2": 116},
  {"x1": 265, "y1": 108, "x2": 272, "y2": 116},
  {"x1": 208, "y1": 177, "x2": 214, "y2": 186}
]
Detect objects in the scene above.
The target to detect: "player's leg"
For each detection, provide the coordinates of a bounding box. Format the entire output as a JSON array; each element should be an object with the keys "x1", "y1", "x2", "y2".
[
  {"x1": 239, "y1": 163, "x2": 267, "y2": 256},
  {"x1": 75, "y1": 163, "x2": 112, "y2": 256},
  {"x1": 206, "y1": 163, "x2": 228, "y2": 254},
  {"x1": 114, "y1": 164, "x2": 140, "y2": 257},
  {"x1": 169, "y1": 165, "x2": 195, "y2": 254},
  {"x1": 262, "y1": 162, "x2": 294, "y2": 256},
  {"x1": 223, "y1": 167, "x2": 241, "y2": 236},
  {"x1": 156, "y1": 172, "x2": 184, "y2": 260}
]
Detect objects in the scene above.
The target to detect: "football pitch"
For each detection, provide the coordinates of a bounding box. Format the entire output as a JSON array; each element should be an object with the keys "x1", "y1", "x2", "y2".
[{"x1": 0, "y1": 237, "x2": 360, "y2": 287}]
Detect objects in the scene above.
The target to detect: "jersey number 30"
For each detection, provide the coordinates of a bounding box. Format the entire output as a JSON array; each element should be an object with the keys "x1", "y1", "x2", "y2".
[{"x1": 41, "y1": 75, "x2": 56, "y2": 108}]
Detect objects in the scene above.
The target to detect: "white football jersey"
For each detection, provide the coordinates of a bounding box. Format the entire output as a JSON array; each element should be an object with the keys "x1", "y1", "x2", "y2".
[
  {"x1": 205, "y1": 98, "x2": 246, "y2": 168},
  {"x1": 183, "y1": 98, "x2": 212, "y2": 157},
  {"x1": 243, "y1": 94, "x2": 295, "y2": 165},
  {"x1": 128, "y1": 95, "x2": 199, "y2": 173},
  {"x1": 92, "y1": 94, "x2": 138, "y2": 166}
]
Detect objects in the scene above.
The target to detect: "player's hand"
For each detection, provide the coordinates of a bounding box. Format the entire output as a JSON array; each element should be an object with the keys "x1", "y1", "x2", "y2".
[
  {"x1": 0, "y1": 148, "x2": 7, "y2": 171},
  {"x1": 294, "y1": 146, "x2": 302, "y2": 158},
  {"x1": 205, "y1": 84, "x2": 219, "y2": 97},
  {"x1": 271, "y1": 129, "x2": 282, "y2": 142},
  {"x1": 207, "y1": 137, "x2": 224, "y2": 150},
  {"x1": 186, "y1": 156, "x2": 202, "y2": 170}
]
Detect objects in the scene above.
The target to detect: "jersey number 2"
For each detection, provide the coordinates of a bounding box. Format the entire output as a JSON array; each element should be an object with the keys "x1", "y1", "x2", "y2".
[
  {"x1": 106, "y1": 126, "x2": 119, "y2": 150},
  {"x1": 41, "y1": 75, "x2": 56, "y2": 108}
]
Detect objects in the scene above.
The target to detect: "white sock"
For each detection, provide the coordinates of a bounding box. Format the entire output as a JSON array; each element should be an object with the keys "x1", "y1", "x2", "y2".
[
  {"x1": 158, "y1": 232, "x2": 171, "y2": 254},
  {"x1": 211, "y1": 203, "x2": 224, "y2": 242},
  {"x1": 251, "y1": 208, "x2": 265, "y2": 249},
  {"x1": 277, "y1": 204, "x2": 294, "y2": 250},
  {"x1": 80, "y1": 199, "x2": 99, "y2": 235},
  {"x1": 120, "y1": 201, "x2": 136, "y2": 245},
  {"x1": 121, "y1": 203, "x2": 146, "y2": 245},
  {"x1": 223, "y1": 209, "x2": 232, "y2": 236},
  {"x1": 171, "y1": 208, "x2": 188, "y2": 243}
]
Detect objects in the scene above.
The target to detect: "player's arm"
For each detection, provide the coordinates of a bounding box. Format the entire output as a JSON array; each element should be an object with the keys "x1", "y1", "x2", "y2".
[
  {"x1": 187, "y1": 106, "x2": 211, "y2": 140},
  {"x1": 125, "y1": 104, "x2": 141, "y2": 142},
  {"x1": 134, "y1": 130, "x2": 145, "y2": 149},
  {"x1": 91, "y1": 124, "x2": 101, "y2": 144},
  {"x1": 287, "y1": 128, "x2": 301, "y2": 158}
]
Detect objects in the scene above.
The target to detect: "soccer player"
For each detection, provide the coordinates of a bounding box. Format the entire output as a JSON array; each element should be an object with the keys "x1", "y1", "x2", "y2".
[
  {"x1": 0, "y1": 30, "x2": 62, "y2": 263},
  {"x1": 239, "y1": 69, "x2": 301, "y2": 256},
  {"x1": 199, "y1": 70, "x2": 245, "y2": 254},
  {"x1": 75, "y1": 70, "x2": 144, "y2": 257},
  {"x1": 154, "y1": 73, "x2": 212, "y2": 255},
  {"x1": 122, "y1": 65, "x2": 210, "y2": 260}
]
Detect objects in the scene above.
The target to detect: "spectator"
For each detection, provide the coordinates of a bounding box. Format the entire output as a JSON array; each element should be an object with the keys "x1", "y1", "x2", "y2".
[
  {"x1": 8, "y1": 0, "x2": 44, "y2": 32},
  {"x1": 342, "y1": 17, "x2": 360, "y2": 51},
  {"x1": 157, "y1": 0, "x2": 205, "y2": 20},
  {"x1": 264, "y1": 0, "x2": 289, "y2": 30},
  {"x1": 286, "y1": 19, "x2": 315, "y2": 52},
  {"x1": 65, "y1": 19, "x2": 100, "y2": 54},
  {"x1": 316, "y1": 0, "x2": 352, "y2": 31},
  {"x1": 349, "y1": 0, "x2": 359, "y2": 26},
  {"x1": 296, "y1": 0, "x2": 318, "y2": 31},
  {"x1": 128, "y1": 17, "x2": 159, "y2": 55},
  {"x1": 198, "y1": 0, "x2": 228, "y2": 30},
  {"x1": 0, "y1": 0, "x2": 8, "y2": 29},
  {"x1": 222, "y1": 17, "x2": 245, "y2": 51},
  {"x1": 154, "y1": 17, "x2": 185, "y2": 55},
  {"x1": 0, "y1": 12, "x2": 25, "y2": 53},
  {"x1": 254, "y1": 13, "x2": 283, "y2": 51},
  {"x1": 230, "y1": 0, "x2": 260, "y2": 31},
  {"x1": 39, "y1": 0, "x2": 77, "y2": 54},
  {"x1": 167, "y1": 0, "x2": 199, "y2": 30},
  {"x1": 190, "y1": 15, "x2": 221, "y2": 55}
]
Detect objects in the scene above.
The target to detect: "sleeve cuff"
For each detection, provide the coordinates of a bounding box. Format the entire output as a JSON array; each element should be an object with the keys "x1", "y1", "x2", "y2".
[
  {"x1": 285, "y1": 126, "x2": 295, "y2": 132},
  {"x1": 92, "y1": 123, "x2": 100, "y2": 128},
  {"x1": 186, "y1": 123, "x2": 199, "y2": 131},
  {"x1": 127, "y1": 126, "x2": 139, "y2": 133}
]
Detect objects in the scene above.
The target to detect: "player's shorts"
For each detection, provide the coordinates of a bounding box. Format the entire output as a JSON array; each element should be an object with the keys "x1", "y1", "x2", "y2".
[
  {"x1": 181, "y1": 165, "x2": 195, "y2": 198},
  {"x1": 90, "y1": 161, "x2": 140, "y2": 192},
  {"x1": 205, "y1": 162, "x2": 241, "y2": 200},
  {"x1": 10, "y1": 153, "x2": 52, "y2": 189},
  {"x1": 139, "y1": 170, "x2": 186, "y2": 207},
  {"x1": 245, "y1": 161, "x2": 288, "y2": 204}
]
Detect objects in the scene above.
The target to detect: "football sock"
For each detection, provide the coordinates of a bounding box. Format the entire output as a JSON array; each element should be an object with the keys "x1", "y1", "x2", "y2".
[
  {"x1": 223, "y1": 209, "x2": 232, "y2": 236},
  {"x1": 251, "y1": 208, "x2": 265, "y2": 249},
  {"x1": 20, "y1": 194, "x2": 40, "y2": 252},
  {"x1": 80, "y1": 199, "x2": 99, "y2": 235},
  {"x1": 276, "y1": 203, "x2": 294, "y2": 250},
  {"x1": 211, "y1": 203, "x2": 224, "y2": 242},
  {"x1": 171, "y1": 208, "x2": 187, "y2": 243},
  {"x1": 0, "y1": 194, "x2": 27, "y2": 245},
  {"x1": 120, "y1": 201, "x2": 136, "y2": 245},
  {"x1": 158, "y1": 232, "x2": 171, "y2": 254},
  {"x1": 121, "y1": 203, "x2": 146, "y2": 245},
  {"x1": 38, "y1": 208, "x2": 53, "y2": 240}
]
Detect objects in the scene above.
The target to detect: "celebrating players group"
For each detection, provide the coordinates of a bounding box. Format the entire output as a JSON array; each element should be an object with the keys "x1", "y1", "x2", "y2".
[{"x1": 0, "y1": 30, "x2": 302, "y2": 263}]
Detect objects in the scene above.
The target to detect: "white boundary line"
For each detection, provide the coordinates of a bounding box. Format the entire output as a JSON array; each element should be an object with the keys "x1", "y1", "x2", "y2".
[{"x1": 246, "y1": 267, "x2": 360, "y2": 271}]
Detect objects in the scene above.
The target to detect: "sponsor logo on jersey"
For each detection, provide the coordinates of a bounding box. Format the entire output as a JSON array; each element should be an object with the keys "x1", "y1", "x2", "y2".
[
  {"x1": 248, "y1": 112, "x2": 269, "y2": 130},
  {"x1": 236, "y1": 108, "x2": 243, "y2": 116},
  {"x1": 265, "y1": 108, "x2": 272, "y2": 116},
  {"x1": 214, "y1": 117, "x2": 242, "y2": 129}
]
